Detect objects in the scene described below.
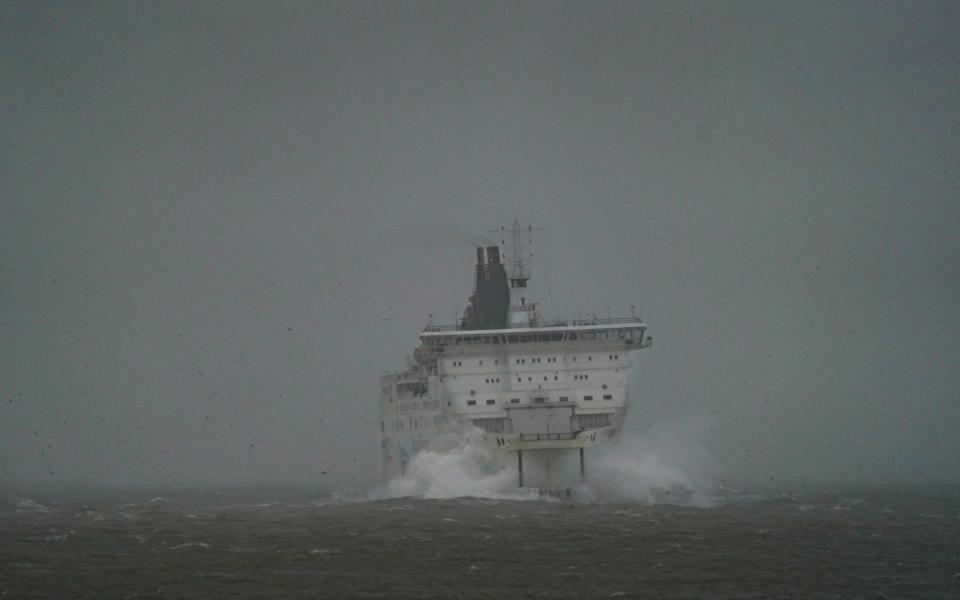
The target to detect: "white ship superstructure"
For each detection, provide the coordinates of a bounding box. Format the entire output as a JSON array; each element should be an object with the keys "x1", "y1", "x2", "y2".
[{"x1": 379, "y1": 221, "x2": 652, "y2": 489}]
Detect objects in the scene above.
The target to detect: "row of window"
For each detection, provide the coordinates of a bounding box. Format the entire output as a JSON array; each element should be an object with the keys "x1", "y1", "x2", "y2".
[
  {"x1": 466, "y1": 394, "x2": 614, "y2": 406},
  {"x1": 391, "y1": 414, "x2": 448, "y2": 432},
  {"x1": 515, "y1": 356, "x2": 561, "y2": 364},
  {"x1": 448, "y1": 354, "x2": 616, "y2": 368}
]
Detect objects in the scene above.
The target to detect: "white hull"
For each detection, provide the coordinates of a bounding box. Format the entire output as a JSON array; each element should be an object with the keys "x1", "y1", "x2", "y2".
[{"x1": 379, "y1": 321, "x2": 650, "y2": 486}]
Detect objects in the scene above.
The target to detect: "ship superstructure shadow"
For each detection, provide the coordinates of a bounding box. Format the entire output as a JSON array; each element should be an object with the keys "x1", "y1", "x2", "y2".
[{"x1": 379, "y1": 220, "x2": 652, "y2": 492}]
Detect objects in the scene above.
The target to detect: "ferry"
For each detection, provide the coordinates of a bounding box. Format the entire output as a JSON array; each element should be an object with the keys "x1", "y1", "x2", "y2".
[{"x1": 378, "y1": 220, "x2": 652, "y2": 489}]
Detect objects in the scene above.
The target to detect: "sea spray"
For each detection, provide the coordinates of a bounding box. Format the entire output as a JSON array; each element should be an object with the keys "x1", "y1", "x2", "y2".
[
  {"x1": 378, "y1": 428, "x2": 526, "y2": 500},
  {"x1": 585, "y1": 418, "x2": 718, "y2": 506},
  {"x1": 376, "y1": 417, "x2": 718, "y2": 504}
]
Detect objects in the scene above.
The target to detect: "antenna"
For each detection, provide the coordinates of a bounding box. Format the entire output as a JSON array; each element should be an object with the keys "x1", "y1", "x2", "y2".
[{"x1": 490, "y1": 218, "x2": 543, "y2": 286}]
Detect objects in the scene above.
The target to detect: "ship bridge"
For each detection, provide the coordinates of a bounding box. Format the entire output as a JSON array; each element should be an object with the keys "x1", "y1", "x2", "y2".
[{"x1": 416, "y1": 318, "x2": 651, "y2": 358}]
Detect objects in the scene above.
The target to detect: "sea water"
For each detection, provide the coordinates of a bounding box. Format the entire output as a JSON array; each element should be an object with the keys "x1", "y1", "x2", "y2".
[{"x1": 2, "y1": 484, "x2": 958, "y2": 599}]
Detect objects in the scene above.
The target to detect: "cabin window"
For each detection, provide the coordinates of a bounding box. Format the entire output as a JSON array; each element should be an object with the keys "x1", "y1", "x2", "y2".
[
  {"x1": 588, "y1": 356, "x2": 592, "y2": 361},
  {"x1": 559, "y1": 396, "x2": 569, "y2": 402},
  {"x1": 534, "y1": 397, "x2": 546, "y2": 403},
  {"x1": 510, "y1": 398, "x2": 520, "y2": 404},
  {"x1": 486, "y1": 399, "x2": 495, "y2": 405},
  {"x1": 584, "y1": 395, "x2": 594, "y2": 401},
  {"x1": 479, "y1": 360, "x2": 483, "y2": 365},
  {"x1": 602, "y1": 384, "x2": 608, "y2": 390},
  {"x1": 543, "y1": 376, "x2": 548, "y2": 381},
  {"x1": 603, "y1": 394, "x2": 613, "y2": 400},
  {"x1": 469, "y1": 390, "x2": 476, "y2": 395},
  {"x1": 467, "y1": 400, "x2": 477, "y2": 406}
]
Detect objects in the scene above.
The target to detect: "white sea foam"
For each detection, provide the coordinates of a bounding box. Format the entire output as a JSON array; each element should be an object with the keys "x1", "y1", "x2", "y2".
[
  {"x1": 585, "y1": 416, "x2": 719, "y2": 506},
  {"x1": 168, "y1": 542, "x2": 210, "y2": 550},
  {"x1": 376, "y1": 417, "x2": 718, "y2": 505},
  {"x1": 376, "y1": 429, "x2": 527, "y2": 500},
  {"x1": 15, "y1": 498, "x2": 50, "y2": 513}
]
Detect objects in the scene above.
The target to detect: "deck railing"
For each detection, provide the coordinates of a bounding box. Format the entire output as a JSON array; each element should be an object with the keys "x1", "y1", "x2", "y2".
[
  {"x1": 423, "y1": 316, "x2": 642, "y2": 333},
  {"x1": 519, "y1": 432, "x2": 578, "y2": 442}
]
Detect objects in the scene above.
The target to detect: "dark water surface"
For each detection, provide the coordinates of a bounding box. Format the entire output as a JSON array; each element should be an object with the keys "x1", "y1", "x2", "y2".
[{"x1": 2, "y1": 486, "x2": 958, "y2": 599}]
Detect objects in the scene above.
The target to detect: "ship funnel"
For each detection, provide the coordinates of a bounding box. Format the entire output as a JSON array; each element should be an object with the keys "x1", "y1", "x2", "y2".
[{"x1": 460, "y1": 245, "x2": 510, "y2": 330}]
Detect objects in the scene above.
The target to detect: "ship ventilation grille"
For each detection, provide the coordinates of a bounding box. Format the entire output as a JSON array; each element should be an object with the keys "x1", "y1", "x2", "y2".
[
  {"x1": 472, "y1": 418, "x2": 512, "y2": 434},
  {"x1": 576, "y1": 413, "x2": 610, "y2": 430}
]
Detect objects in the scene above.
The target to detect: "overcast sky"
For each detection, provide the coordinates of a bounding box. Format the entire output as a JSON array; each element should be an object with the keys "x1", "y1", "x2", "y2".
[{"x1": 2, "y1": 1, "x2": 958, "y2": 489}]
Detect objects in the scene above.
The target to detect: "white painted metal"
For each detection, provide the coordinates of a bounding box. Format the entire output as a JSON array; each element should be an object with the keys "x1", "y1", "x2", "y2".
[{"x1": 377, "y1": 224, "x2": 652, "y2": 485}]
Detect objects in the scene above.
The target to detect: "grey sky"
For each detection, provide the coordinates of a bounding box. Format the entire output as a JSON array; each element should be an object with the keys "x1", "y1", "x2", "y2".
[{"x1": 2, "y1": 1, "x2": 958, "y2": 488}]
